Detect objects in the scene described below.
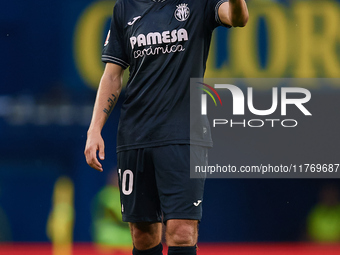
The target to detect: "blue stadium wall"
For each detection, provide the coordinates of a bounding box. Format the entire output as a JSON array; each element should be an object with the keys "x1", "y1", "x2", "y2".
[{"x1": 1, "y1": 0, "x2": 340, "y2": 242}]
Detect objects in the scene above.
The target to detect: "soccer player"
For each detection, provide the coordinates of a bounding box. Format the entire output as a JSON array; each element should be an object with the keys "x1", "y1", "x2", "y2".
[{"x1": 84, "y1": 0, "x2": 248, "y2": 254}]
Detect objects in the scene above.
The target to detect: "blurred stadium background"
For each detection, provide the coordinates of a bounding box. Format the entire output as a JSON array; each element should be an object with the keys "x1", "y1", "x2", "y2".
[{"x1": 1, "y1": 0, "x2": 340, "y2": 254}]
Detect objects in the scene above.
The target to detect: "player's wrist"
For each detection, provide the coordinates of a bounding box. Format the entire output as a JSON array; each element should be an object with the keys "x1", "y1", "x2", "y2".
[{"x1": 87, "y1": 127, "x2": 102, "y2": 136}]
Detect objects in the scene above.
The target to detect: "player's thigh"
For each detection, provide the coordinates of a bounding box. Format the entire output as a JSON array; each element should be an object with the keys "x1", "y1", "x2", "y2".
[
  {"x1": 152, "y1": 145, "x2": 207, "y2": 222},
  {"x1": 117, "y1": 148, "x2": 162, "y2": 223}
]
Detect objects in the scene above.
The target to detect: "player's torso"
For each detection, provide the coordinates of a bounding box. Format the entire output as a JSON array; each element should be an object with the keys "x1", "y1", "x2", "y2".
[
  {"x1": 114, "y1": 0, "x2": 215, "y2": 151},
  {"x1": 119, "y1": 0, "x2": 207, "y2": 71}
]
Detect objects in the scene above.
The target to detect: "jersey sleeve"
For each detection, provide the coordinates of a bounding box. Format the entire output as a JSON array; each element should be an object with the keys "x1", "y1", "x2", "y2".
[
  {"x1": 101, "y1": 2, "x2": 129, "y2": 69},
  {"x1": 205, "y1": 0, "x2": 231, "y2": 30}
]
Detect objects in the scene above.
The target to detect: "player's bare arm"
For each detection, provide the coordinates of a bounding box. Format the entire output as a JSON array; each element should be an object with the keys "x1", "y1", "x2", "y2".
[
  {"x1": 218, "y1": 0, "x2": 249, "y2": 27},
  {"x1": 84, "y1": 63, "x2": 124, "y2": 172}
]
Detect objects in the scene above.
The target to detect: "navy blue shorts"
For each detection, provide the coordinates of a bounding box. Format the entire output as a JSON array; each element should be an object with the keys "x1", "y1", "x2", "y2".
[{"x1": 117, "y1": 144, "x2": 207, "y2": 223}]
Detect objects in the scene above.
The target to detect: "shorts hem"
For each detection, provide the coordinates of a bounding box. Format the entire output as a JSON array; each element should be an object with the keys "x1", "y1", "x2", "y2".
[
  {"x1": 163, "y1": 213, "x2": 202, "y2": 223},
  {"x1": 122, "y1": 215, "x2": 162, "y2": 223}
]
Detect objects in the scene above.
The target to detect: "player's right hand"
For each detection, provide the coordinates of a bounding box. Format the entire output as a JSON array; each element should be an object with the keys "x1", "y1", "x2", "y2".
[{"x1": 84, "y1": 131, "x2": 105, "y2": 172}]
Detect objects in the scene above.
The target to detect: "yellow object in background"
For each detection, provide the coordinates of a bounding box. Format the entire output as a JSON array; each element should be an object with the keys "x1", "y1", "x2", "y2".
[
  {"x1": 307, "y1": 184, "x2": 340, "y2": 243},
  {"x1": 92, "y1": 170, "x2": 132, "y2": 252},
  {"x1": 47, "y1": 176, "x2": 75, "y2": 255}
]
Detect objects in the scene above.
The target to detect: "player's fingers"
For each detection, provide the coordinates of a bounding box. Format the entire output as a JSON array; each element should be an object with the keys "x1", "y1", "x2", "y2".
[
  {"x1": 85, "y1": 146, "x2": 103, "y2": 172},
  {"x1": 98, "y1": 142, "x2": 105, "y2": 160},
  {"x1": 90, "y1": 146, "x2": 103, "y2": 171},
  {"x1": 90, "y1": 157, "x2": 103, "y2": 172}
]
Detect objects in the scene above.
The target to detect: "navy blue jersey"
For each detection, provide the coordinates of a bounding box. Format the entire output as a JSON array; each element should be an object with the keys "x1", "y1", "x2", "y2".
[{"x1": 102, "y1": 0, "x2": 229, "y2": 152}]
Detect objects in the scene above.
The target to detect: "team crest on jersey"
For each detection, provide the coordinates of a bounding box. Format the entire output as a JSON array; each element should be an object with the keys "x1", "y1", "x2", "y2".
[
  {"x1": 174, "y1": 3, "x2": 190, "y2": 21},
  {"x1": 104, "y1": 30, "x2": 110, "y2": 46}
]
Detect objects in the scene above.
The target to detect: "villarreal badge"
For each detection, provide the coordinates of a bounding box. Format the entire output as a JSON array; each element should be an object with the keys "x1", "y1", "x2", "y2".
[{"x1": 174, "y1": 3, "x2": 190, "y2": 21}]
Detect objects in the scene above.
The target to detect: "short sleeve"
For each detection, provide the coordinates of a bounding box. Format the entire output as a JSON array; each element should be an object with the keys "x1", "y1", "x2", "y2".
[
  {"x1": 101, "y1": 2, "x2": 129, "y2": 69},
  {"x1": 205, "y1": 0, "x2": 231, "y2": 30}
]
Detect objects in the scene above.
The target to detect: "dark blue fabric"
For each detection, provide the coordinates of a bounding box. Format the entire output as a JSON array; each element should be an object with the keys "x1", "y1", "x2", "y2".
[
  {"x1": 117, "y1": 145, "x2": 206, "y2": 222},
  {"x1": 133, "y1": 243, "x2": 163, "y2": 255},
  {"x1": 102, "y1": 0, "x2": 229, "y2": 152},
  {"x1": 168, "y1": 246, "x2": 197, "y2": 255}
]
